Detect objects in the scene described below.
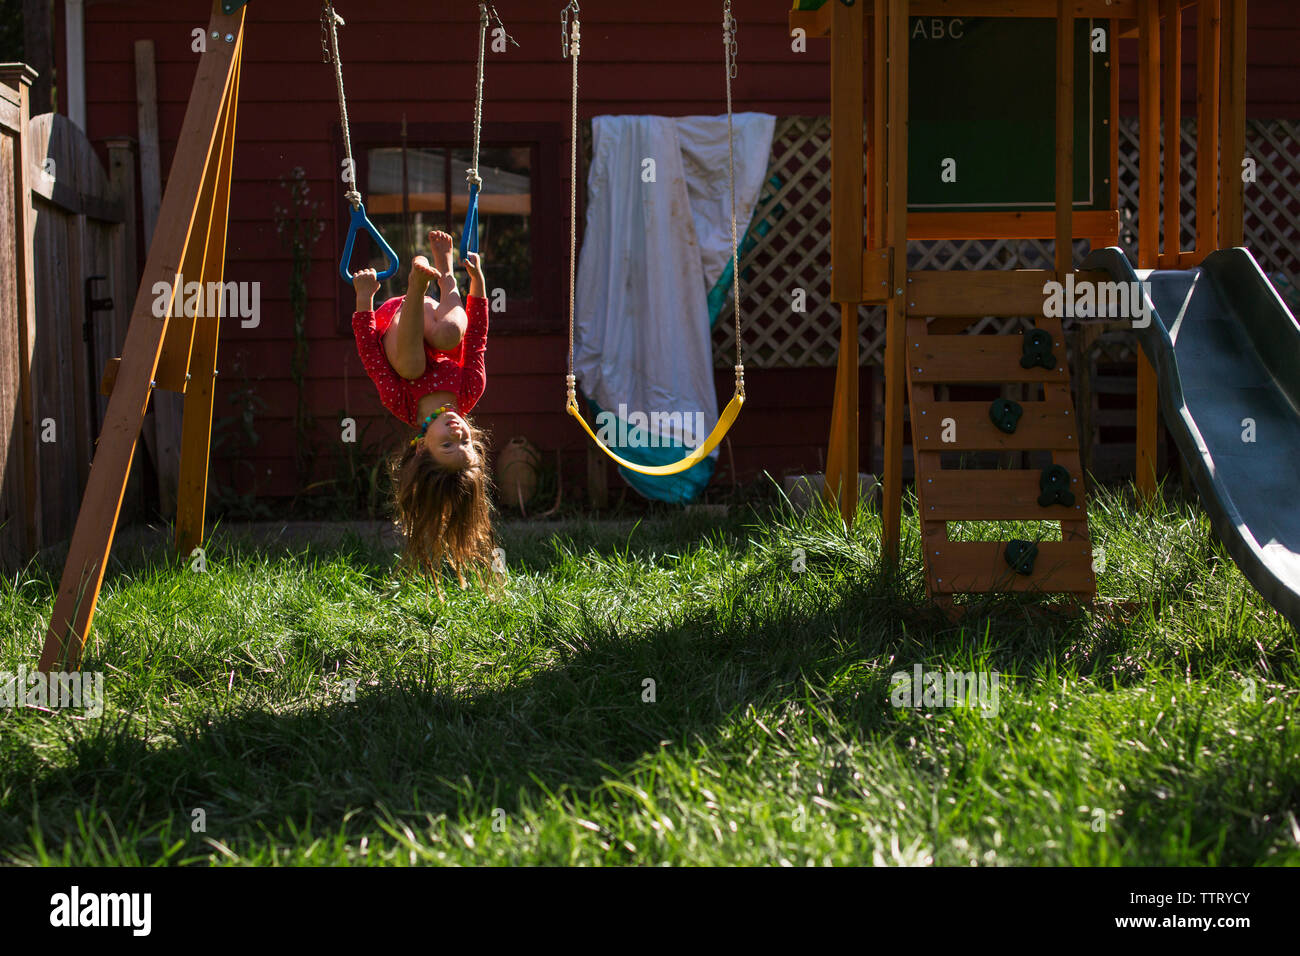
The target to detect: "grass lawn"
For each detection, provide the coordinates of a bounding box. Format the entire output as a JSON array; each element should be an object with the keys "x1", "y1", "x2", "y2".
[{"x1": 1, "y1": 485, "x2": 1297, "y2": 866}]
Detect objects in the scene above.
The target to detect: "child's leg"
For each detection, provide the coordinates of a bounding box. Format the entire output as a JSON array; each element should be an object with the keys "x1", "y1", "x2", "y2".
[
  {"x1": 425, "y1": 276, "x2": 468, "y2": 351},
  {"x1": 424, "y1": 230, "x2": 467, "y2": 352},
  {"x1": 384, "y1": 257, "x2": 440, "y2": 380}
]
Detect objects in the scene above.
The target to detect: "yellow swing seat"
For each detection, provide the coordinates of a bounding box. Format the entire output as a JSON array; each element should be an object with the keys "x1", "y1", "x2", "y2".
[{"x1": 565, "y1": 372, "x2": 745, "y2": 477}]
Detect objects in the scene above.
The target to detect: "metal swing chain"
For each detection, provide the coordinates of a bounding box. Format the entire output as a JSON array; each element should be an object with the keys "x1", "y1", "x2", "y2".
[
  {"x1": 321, "y1": 2, "x2": 362, "y2": 210},
  {"x1": 564, "y1": 1, "x2": 581, "y2": 403},
  {"x1": 723, "y1": 0, "x2": 744, "y2": 398}
]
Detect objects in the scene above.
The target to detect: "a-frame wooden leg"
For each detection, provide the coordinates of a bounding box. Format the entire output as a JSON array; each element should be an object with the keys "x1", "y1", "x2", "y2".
[
  {"x1": 177, "y1": 43, "x2": 241, "y2": 557},
  {"x1": 881, "y1": 0, "x2": 909, "y2": 565},
  {"x1": 823, "y1": 303, "x2": 859, "y2": 524},
  {"x1": 39, "y1": 3, "x2": 245, "y2": 672},
  {"x1": 822, "y1": 0, "x2": 863, "y2": 528}
]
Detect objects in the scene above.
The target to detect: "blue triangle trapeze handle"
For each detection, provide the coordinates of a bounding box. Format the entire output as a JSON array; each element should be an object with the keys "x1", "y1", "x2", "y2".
[
  {"x1": 340, "y1": 201, "x2": 401, "y2": 284},
  {"x1": 459, "y1": 182, "x2": 481, "y2": 262}
]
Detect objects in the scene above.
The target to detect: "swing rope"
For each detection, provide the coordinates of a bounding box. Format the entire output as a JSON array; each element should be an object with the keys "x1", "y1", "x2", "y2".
[
  {"x1": 460, "y1": 2, "x2": 489, "y2": 262},
  {"x1": 322, "y1": 2, "x2": 400, "y2": 282},
  {"x1": 461, "y1": 4, "x2": 515, "y2": 263},
  {"x1": 322, "y1": 4, "x2": 360, "y2": 210},
  {"x1": 564, "y1": 0, "x2": 746, "y2": 477}
]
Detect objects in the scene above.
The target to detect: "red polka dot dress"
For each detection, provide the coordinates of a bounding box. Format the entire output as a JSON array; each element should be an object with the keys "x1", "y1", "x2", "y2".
[{"x1": 352, "y1": 294, "x2": 489, "y2": 426}]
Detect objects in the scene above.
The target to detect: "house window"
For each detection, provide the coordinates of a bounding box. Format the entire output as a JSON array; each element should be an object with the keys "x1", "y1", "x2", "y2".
[{"x1": 339, "y1": 123, "x2": 562, "y2": 334}]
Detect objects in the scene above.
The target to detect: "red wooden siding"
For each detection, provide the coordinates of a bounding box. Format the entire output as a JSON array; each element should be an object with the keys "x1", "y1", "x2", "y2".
[{"x1": 64, "y1": 1, "x2": 1299, "y2": 502}]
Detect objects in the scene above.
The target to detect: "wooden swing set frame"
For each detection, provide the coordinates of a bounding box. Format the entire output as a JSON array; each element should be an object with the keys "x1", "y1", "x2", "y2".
[{"x1": 40, "y1": 1, "x2": 248, "y2": 671}]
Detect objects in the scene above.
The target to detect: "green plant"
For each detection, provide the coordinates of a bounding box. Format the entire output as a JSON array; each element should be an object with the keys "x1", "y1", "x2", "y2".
[
  {"x1": 273, "y1": 167, "x2": 325, "y2": 494},
  {"x1": 209, "y1": 351, "x2": 273, "y2": 520},
  {"x1": 300, "y1": 413, "x2": 392, "y2": 520}
]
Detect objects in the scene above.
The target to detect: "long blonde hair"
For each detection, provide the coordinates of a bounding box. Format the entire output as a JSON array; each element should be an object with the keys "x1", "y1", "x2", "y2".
[{"x1": 390, "y1": 419, "x2": 495, "y2": 584}]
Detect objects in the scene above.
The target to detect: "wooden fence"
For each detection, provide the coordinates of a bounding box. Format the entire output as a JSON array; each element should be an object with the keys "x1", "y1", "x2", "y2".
[
  {"x1": 0, "y1": 65, "x2": 39, "y2": 569},
  {"x1": 26, "y1": 111, "x2": 139, "y2": 548},
  {"x1": 0, "y1": 61, "x2": 138, "y2": 570}
]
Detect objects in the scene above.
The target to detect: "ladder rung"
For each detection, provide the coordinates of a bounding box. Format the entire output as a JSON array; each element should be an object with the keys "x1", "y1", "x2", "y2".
[
  {"x1": 927, "y1": 541, "x2": 1096, "y2": 595},
  {"x1": 919, "y1": 469, "x2": 1086, "y2": 521},
  {"x1": 907, "y1": 328, "x2": 1070, "y2": 384},
  {"x1": 908, "y1": 270, "x2": 1048, "y2": 317},
  {"x1": 911, "y1": 400, "x2": 1081, "y2": 451},
  {"x1": 907, "y1": 270, "x2": 1113, "y2": 318}
]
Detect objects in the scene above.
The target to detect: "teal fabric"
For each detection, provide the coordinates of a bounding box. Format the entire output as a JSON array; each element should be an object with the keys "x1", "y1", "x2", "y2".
[{"x1": 587, "y1": 398, "x2": 715, "y2": 503}]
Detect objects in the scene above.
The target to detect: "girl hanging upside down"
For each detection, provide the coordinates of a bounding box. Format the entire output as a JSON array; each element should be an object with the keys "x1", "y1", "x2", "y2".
[{"x1": 351, "y1": 230, "x2": 494, "y2": 582}]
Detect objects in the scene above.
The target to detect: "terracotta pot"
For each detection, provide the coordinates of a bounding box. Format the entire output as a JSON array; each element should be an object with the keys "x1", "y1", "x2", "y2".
[{"x1": 497, "y1": 437, "x2": 541, "y2": 509}]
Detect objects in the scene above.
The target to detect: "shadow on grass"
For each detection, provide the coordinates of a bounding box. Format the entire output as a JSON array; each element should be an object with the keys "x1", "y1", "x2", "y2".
[
  {"x1": 1, "y1": 529, "x2": 1224, "y2": 866},
  {"x1": 5, "y1": 484, "x2": 1294, "y2": 865}
]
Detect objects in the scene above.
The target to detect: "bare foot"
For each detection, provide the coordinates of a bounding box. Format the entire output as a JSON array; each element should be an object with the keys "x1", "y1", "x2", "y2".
[
  {"x1": 409, "y1": 255, "x2": 441, "y2": 293},
  {"x1": 427, "y1": 230, "x2": 456, "y2": 277}
]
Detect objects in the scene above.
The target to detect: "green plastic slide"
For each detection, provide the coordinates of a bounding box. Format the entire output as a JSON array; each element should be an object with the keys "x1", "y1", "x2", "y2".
[{"x1": 1085, "y1": 246, "x2": 1300, "y2": 633}]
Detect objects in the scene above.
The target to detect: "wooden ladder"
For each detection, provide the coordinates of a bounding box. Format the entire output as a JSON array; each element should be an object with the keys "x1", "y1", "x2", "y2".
[{"x1": 904, "y1": 271, "x2": 1096, "y2": 607}]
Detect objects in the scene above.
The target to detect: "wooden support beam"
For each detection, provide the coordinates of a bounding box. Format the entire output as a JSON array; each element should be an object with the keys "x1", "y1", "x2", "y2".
[
  {"x1": 871, "y1": 0, "x2": 886, "y2": 250},
  {"x1": 829, "y1": 0, "x2": 863, "y2": 304},
  {"x1": 1136, "y1": 0, "x2": 1161, "y2": 496},
  {"x1": 823, "y1": 303, "x2": 860, "y2": 522},
  {"x1": 882, "y1": 0, "x2": 910, "y2": 563},
  {"x1": 39, "y1": 2, "x2": 246, "y2": 672},
  {"x1": 176, "y1": 39, "x2": 241, "y2": 557},
  {"x1": 907, "y1": 210, "x2": 1120, "y2": 243},
  {"x1": 1218, "y1": 0, "x2": 1246, "y2": 247},
  {"x1": 1109, "y1": 16, "x2": 1120, "y2": 212},
  {"x1": 823, "y1": 0, "x2": 865, "y2": 524},
  {"x1": 1055, "y1": 0, "x2": 1075, "y2": 280},
  {"x1": 1195, "y1": 0, "x2": 1220, "y2": 258},
  {"x1": 1049, "y1": 0, "x2": 1092, "y2": 584},
  {"x1": 860, "y1": 246, "x2": 892, "y2": 302},
  {"x1": 1160, "y1": 0, "x2": 1182, "y2": 267}
]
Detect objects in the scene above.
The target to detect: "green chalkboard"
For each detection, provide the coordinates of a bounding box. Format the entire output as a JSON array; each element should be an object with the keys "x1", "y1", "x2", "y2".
[
  {"x1": 791, "y1": 3, "x2": 1114, "y2": 212},
  {"x1": 906, "y1": 17, "x2": 1112, "y2": 212}
]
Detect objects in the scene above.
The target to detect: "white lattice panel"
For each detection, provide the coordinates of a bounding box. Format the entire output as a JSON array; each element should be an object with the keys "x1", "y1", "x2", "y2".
[{"x1": 716, "y1": 116, "x2": 1300, "y2": 369}]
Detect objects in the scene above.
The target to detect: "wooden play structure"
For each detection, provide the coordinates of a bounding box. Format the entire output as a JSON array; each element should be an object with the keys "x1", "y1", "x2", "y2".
[{"x1": 790, "y1": 0, "x2": 1246, "y2": 608}]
